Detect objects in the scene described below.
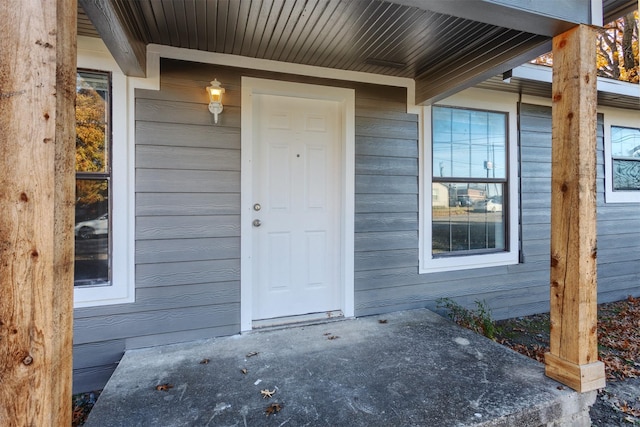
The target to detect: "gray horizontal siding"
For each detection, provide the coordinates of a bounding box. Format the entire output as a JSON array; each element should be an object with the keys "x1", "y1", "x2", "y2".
[
  {"x1": 72, "y1": 58, "x2": 419, "y2": 393},
  {"x1": 72, "y1": 57, "x2": 640, "y2": 393},
  {"x1": 353, "y1": 101, "x2": 639, "y2": 324}
]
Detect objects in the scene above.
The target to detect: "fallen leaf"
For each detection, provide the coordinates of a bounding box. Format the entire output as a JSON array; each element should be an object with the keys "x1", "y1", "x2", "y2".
[
  {"x1": 261, "y1": 388, "x2": 276, "y2": 399},
  {"x1": 155, "y1": 383, "x2": 173, "y2": 391},
  {"x1": 265, "y1": 402, "x2": 282, "y2": 416},
  {"x1": 199, "y1": 358, "x2": 210, "y2": 364},
  {"x1": 378, "y1": 319, "x2": 388, "y2": 324},
  {"x1": 240, "y1": 368, "x2": 248, "y2": 374},
  {"x1": 246, "y1": 351, "x2": 259, "y2": 358}
]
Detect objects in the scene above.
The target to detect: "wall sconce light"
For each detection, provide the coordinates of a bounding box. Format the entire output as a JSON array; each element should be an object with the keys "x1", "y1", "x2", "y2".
[{"x1": 206, "y1": 79, "x2": 225, "y2": 124}]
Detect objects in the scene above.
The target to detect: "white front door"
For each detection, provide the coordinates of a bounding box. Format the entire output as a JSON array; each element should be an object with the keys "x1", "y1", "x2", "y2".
[{"x1": 252, "y1": 93, "x2": 342, "y2": 321}]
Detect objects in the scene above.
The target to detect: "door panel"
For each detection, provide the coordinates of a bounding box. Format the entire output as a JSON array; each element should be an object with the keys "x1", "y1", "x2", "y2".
[{"x1": 252, "y1": 94, "x2": 341, "y2": 321}]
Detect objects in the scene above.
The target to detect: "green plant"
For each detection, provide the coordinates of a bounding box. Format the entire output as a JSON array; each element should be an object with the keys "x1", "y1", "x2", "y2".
[{"x1": 436, "y1": 298, "x2": 501, "y2": 340}]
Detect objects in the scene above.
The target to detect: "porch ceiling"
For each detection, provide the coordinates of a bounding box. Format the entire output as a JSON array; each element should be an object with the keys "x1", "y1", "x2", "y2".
[{"x1": 77, "y1": 0, "x2": 636, "y2": 105}]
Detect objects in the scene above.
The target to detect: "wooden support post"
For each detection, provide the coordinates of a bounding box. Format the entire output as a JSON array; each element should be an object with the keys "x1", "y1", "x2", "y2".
[
  {"x1": 0, "y1": 0, "x2": 76, "y2": 425},
  {"x1": 545, "y1": 24, "x2": 606, "y2": 393}
]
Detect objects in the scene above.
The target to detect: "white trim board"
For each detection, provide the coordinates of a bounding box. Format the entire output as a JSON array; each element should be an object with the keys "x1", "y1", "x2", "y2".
[
  {"x1": 240, "y1": 77, "x2": 355, "y2": 332},
  {"x1": 419, "y1": 88, "x2": 521, "y2": 274},
  {"x1": 75, "y1": 37, "x2": 135, "y2": 307}
]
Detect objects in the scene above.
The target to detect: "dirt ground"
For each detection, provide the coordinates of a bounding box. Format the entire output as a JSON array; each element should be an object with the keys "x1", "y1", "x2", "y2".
[{"x1": 494, "y1": 296, "x2": 640, "y2": 426}]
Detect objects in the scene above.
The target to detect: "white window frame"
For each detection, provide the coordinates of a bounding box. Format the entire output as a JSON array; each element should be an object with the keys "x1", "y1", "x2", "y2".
[
  {"x1": 420, "y1": 88, "x2": 519, "y2": 273},
  {"x1": 74, "y1": 38, "x2": 135, "y2": 307},
  {"x1": 602, "y1": 106, "x2": 640, "y2": 204}
]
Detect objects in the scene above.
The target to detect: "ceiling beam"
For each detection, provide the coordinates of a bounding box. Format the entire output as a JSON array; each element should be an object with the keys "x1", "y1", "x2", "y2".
[
  {"x1": 79, "y1": 0, "x2": 146, "y2": 77},
  {"x1": 386, "y1": 0, "x2": 586, "y2": 37},
  {"x1": 414, "y1": 36, "x2": 551, "y2": 105}
]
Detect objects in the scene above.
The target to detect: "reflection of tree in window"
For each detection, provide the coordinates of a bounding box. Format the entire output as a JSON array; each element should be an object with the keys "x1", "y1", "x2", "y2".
[{"x1": 75, "y1": 71, "x2": 111, "y2": 286}]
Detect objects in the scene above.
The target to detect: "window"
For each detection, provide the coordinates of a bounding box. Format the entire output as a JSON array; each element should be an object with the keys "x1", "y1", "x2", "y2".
[
  {"x1": 431, "y1": 106, "x2": 507, "y2": 255},
  {"x1": 611, "y1": 126, "x2": 640, "y2": 190},
  {"x1": 603, "y1": 108, "x2": 640, "y2": 203},
  {"x1": 75, "y1": 70, "x2": 111, "y2": 287},
  {"x1": 421, "y1": 90, "x2": 519, "y2": 273},
  {"x1": 74, "y1": 36, "x2": 134, "y2": 307}
]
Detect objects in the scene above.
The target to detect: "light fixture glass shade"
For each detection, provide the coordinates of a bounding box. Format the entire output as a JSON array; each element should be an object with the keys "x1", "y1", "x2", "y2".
[{"x1": 206, "y1": 79, "x2": 225, "y2": 123}]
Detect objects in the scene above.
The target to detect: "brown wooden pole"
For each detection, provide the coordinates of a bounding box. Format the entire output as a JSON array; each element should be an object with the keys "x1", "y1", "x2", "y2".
[
  {"x1": 545, "y1": 24, "x2": 606, "y2": 393},
  {"x1": 0, "y1": 0, "x2": 76, "y2": 425}
]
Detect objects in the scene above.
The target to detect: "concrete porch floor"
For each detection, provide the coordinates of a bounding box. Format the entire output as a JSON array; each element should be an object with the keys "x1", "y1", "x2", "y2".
[{"x1": 85, "y1": 309, "x2": 596, "y2": 426}]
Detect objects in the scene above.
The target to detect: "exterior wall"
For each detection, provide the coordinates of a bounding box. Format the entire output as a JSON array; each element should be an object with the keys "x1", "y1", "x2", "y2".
[
  {"x1": 356, "y1": 102, "x2": 640, "y2": 319},
  {"x1": 72, "y1": 58, "x2": 417, "y2": 393},
  {"x1": 72, "y1": 57, "x2": 640, "y2": 393},
  {"x1": 519, "y1": 103, "x2": 640, "y2": 305}
]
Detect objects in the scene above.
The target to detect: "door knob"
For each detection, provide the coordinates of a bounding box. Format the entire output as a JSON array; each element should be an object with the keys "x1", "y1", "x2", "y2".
[{"x1": 253, "y1": 219, "x2": 262, "y2": 227}]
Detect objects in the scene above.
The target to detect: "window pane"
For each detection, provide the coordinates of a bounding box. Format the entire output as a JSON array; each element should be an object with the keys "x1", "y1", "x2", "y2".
[
  {"x1": 433, "y1": 107, "x2": 452, "y2": 177},
  {"x1": 74, "y1": 182, "x2": 110, "y2": 287},
  {"x1": 432, "y1": 183, "x2": 505, "y2": 255},
  {"x1": 613, "y1": 159, "x2": 640, "y2": 191},
  {"x1": 76, "y1": 71, "x2": 109, "y2": 173},
  {"x1": 611, "y1": 126, "x2": 640, "y2": 158},
  {"x1": 432, "y1": 107, "x2": 506, "y2": 179}
]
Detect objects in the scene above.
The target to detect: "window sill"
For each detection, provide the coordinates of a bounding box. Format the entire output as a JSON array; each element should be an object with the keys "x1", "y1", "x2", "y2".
[{"x1": 419, "y1": 251, "x2": 518, "y2": 274}]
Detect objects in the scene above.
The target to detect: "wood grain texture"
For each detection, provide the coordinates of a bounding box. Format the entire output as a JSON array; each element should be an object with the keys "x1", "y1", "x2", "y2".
[
  {"x1": 136, "y1": 193, "x2": 240, "y2": 216},
  {"x1": 0, "y1": 1, "x2": 76, "y2": 424},
  {"x1": 356, "y1": 155, "x2": 418, "y2": 176},
  {"x1": 355, "y1": 194, "x2": 417, "y2": 213},
  {"x1": 356, "y1": 135, "x2": 418, "y2": 158},
  {"x1": 73, "y1": 304, "x2": 239, "y2": 344},
  {"x1": 136, "y1": 169, "x2": 240, "y2": 193},
  {"x1": 135, "y1": 259, "x2": 240, "y2": 288},
  {"x1": 74, "y1": 282, "x2": 240, "y2": 319},
  {"x1": 546, "y1": 24, "x2": 605, "y2": 392},
  {"x1": 355, "y1": 175, "x2": 418, "y2": 194},
  {"x1": 135, "y1": 237, "x2": 240, "y2": 264},
  {"x1": 136, "y1": 145, "x2": 240, "y2": 171},
  {"x1": 136, "y1": 215, "x2": 240, "y2": 240},
  {"x1": 136, "y1": 121, "x2": 240, "y2": 150}
]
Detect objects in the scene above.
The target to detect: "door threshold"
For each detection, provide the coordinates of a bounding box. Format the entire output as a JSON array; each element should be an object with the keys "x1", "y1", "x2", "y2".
[{"x1": 252, "y1": 310, "x2": 344, "y2": 331}]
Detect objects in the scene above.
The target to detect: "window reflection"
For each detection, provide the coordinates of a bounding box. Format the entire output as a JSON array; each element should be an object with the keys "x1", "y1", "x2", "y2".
[
  {"x1": 432, "y1": 106, "x2": 508, "y2": 256},
  {"x1": 75, "y1": 70, "x2": 111, "y2": 286},
  {"x1": 432, "y1": 183, "x2": 505, "y2": 254}
]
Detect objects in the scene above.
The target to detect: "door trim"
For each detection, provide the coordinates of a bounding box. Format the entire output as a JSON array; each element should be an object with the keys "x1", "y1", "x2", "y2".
[{"x1": 240, "y1": 77, "x2": 355, "y2": 331}]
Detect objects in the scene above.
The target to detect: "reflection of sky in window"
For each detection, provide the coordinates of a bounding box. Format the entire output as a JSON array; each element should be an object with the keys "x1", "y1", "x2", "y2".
[
  {"x1": 612, "y1": 126, "x2": 640, "y2": 158},
  {"x1": 433, "y1": 107, "x2": 506, "y2": 179}
]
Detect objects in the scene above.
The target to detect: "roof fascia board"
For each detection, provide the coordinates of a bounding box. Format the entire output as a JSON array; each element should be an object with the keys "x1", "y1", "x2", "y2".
[
  {"x1": 79, "y1": 0, "x2": 146, "y2": 77},
  {"x1": 513, "y1": 63, "x2": 640, "y2": 98},
  {"x1": 385, "y1": 0, "x2": 590, "y2": 36}
]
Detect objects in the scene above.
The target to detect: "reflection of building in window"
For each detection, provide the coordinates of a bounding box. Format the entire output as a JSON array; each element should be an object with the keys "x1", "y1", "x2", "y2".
[
  {"x1": 431, "y1": 106, "x2": 508, "y2": 255},
  {"x1": 75, "y1": 70, "x2": 111, "y2": 286},
  {"x1": 611, "y1": 126, "x2": 640, "y2": 191}
]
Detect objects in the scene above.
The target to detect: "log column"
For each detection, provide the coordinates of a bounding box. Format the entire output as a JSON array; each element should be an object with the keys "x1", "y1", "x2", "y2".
[
  {"x1": 545, "y1": 24, "x2": 606, "y2": 393},
  {"x1": 0, "y1": 0, "x2": 76, "y2": 425}
]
